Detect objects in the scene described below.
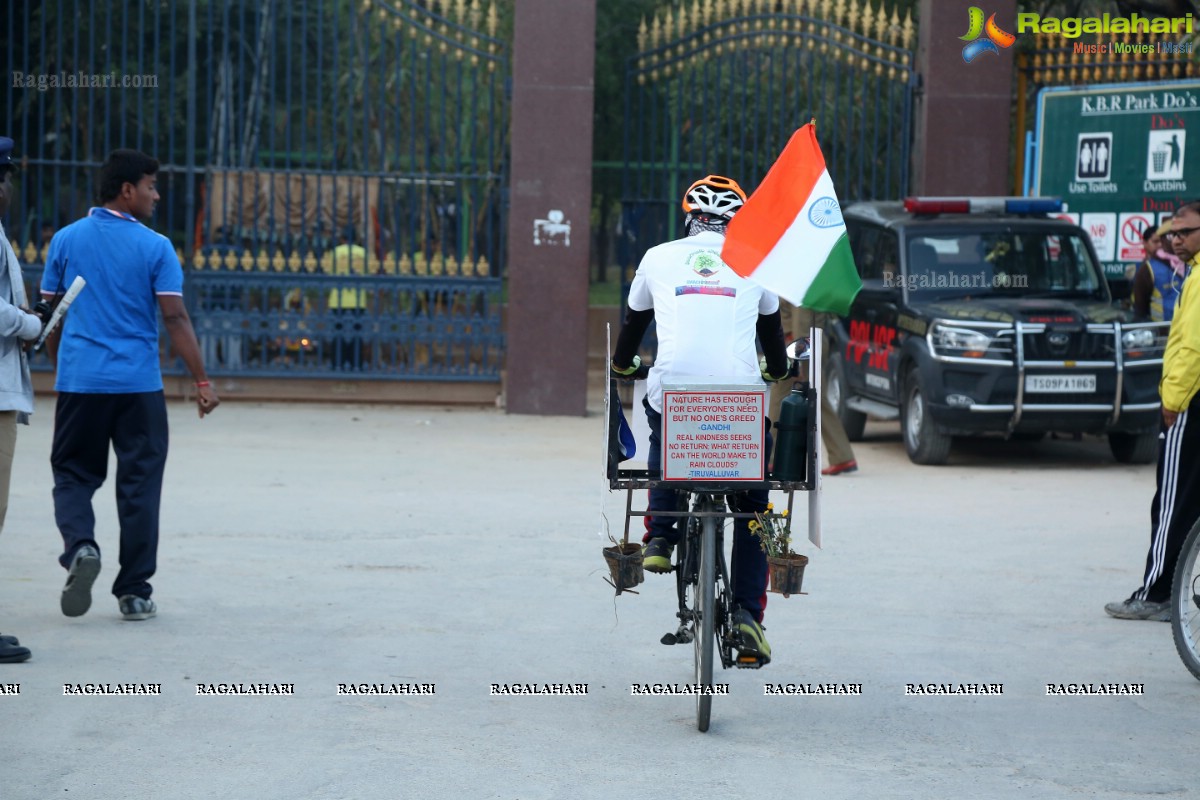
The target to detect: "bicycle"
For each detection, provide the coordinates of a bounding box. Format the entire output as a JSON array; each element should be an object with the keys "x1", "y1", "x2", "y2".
[
  {"x1": 1170, "y1": 515, "x2": 1200, "y2": 680},
  {"x1": 607, "y1": 332, "x2": 822, "y2": 732},
  {"x1": 670, "y1": 489, "x2": 805, "y2": 729}
]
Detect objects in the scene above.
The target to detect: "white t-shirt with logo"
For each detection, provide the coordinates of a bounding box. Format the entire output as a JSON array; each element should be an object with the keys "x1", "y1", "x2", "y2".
[{"x1": 628, "y1": 230, "x2": 780, "y2": 412}]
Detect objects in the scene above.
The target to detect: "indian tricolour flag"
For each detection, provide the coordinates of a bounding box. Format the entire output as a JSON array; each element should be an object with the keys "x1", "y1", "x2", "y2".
[{"x1": 721, "y1": 123, "x2": 861, "y2": 315}]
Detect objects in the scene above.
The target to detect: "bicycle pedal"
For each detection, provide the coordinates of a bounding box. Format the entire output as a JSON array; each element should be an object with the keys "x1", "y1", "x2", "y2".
[
  {"x1": 735, "y1": 654, "x2": 769, "y2": 669},
  {"x1": 661, "y1": 632, "x2": 678, "y2": 645}
]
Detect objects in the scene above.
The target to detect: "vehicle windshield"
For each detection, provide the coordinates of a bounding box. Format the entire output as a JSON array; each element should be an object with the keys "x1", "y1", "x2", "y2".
[{"x1": 902, "y1": 228, "x2": 1107, "y2": 301}]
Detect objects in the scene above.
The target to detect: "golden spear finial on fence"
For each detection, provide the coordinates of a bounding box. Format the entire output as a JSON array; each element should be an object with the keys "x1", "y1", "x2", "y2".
[{"x1": 846, "y1": 1, "x2": 861, "y2": 67}]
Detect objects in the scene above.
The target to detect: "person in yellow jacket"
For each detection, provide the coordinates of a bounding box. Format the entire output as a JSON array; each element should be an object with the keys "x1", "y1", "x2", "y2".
[
  {"x1": 1106, "y1": 202, "x2": 1200, "y2": 621},
  {"x1": 323, "y1": 227, "x2": 370, "y2": 371}
]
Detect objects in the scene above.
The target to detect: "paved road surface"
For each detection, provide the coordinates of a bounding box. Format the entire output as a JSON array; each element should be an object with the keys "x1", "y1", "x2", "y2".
[{"x1": 1, "y1": 399, "x2": 1194, "y2": 799}]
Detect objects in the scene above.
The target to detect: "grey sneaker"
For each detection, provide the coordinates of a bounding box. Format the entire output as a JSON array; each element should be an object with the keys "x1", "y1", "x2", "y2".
[
  {"x1": 61, "y1": 545, "x2": 101, "y2": 617},
  {"x1": 118, "y1": 595, "x2": 157, "y2": 621},
  {"x1": 1104, "y1": 598, "x2": 1170, "y2": 621}
]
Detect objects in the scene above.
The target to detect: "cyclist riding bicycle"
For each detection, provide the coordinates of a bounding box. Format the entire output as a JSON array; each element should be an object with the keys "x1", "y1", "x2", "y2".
[{"x1": 612, "y1": 174, "x2": 789, "y2": 664}]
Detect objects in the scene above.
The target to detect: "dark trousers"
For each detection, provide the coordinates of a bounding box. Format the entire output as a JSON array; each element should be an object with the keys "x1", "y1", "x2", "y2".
[
  {"x1": 643, "y1": 398, "x2": 770, "y2": 622},
  {"x1": 1136, "y1": 401, "x2": 1200, "y2": 603},
  {"x1": 52, "y1": 392, "x2": 168, "y2": 600}
]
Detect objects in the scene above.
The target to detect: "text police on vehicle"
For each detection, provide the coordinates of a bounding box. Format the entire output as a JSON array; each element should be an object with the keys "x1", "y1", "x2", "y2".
[{"x1": 824, "y1": 196, "x2": 1165, "y2": 465}]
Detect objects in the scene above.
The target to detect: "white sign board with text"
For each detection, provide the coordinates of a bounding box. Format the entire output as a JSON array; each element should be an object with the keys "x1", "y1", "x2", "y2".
[{"x1": 661, "y1": 380, "x2": 766, "y2": 481}]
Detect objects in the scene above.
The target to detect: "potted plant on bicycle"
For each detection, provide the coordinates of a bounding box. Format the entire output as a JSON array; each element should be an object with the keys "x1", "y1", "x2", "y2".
[
  {"x1": 603, "y1": 532, "x2": 644, "y2": 595},
  {"x1": 750, "y1": 503, "x2": 808, "y2": 597}
]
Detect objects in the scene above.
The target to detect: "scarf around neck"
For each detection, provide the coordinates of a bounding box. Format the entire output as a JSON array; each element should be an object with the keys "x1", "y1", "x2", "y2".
[{"x1": 1156, "y1": 248, "x2": 1187, "y2": 278}]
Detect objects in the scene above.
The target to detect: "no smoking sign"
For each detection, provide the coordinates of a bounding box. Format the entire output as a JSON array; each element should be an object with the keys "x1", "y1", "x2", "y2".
[{"x1": 1118, "y1": 212, "x2": 1155, "y2": 261}]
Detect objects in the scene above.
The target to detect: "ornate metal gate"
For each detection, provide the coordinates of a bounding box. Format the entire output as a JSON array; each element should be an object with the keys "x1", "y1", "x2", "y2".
[
  {"x1": 4, "y1": 0, "x2": 509, "y2": 382},
  {"x1": 620, "y1": 0, "x2": 915, "y2": 276}
]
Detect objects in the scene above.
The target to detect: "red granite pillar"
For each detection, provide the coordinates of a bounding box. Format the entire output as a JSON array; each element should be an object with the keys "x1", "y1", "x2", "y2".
[
  {"x1": 912, "y1": 0, "x2": 1018, "y2": 195},
  {"x1": 505, "y1": 1, "x2": 595, "y2": 416}
]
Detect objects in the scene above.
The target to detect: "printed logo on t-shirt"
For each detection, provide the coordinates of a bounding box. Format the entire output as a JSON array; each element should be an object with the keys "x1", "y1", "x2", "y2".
[
  {"x1": 687, "y1": 249, "x2": 724, "y2": 278},
  {"x1": 678, "y1": 247, "x2": 737, "y2": 298}
]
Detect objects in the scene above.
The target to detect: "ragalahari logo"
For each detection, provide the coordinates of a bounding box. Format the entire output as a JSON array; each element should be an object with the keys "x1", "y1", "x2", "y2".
[{"x1": 960, "y1": 7, "x2": 1016, "y2": 63}]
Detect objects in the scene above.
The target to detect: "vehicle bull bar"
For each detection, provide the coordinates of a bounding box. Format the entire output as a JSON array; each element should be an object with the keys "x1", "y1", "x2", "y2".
[{"x1": 926, "y1": 319, "x2": 1169, "y2": 433}]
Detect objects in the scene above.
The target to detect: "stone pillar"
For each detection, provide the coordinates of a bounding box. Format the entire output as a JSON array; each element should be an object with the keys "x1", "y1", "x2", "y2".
[
  {"x1": 505, "y1": 1, "x2": 595, "y2": 416},
  {"x1": 912, "y1": 0, "x2": 1018, "y2": 195}
]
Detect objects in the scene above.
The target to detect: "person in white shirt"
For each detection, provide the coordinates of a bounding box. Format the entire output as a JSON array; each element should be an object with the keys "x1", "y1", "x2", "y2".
[{"x1": 612, "y1": 175, "x2": 787, "y2": 664}]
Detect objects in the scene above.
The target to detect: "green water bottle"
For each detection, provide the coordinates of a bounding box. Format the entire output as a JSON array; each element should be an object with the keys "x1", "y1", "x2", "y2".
[{"x1": 772, "y1": 383, "x2": 810, "y2": 482}]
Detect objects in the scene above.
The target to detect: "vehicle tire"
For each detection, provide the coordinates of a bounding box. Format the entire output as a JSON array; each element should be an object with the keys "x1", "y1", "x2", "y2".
[
  {"x1": 1108, "y1": 431, "x2": 1158, "y2": 464},
  {"x1": 694, "y1": 496, "x2": 716, "y2": 733},
  {"x1": 901, "y1": 372, "x2": 952, "y2": 465},
  {"x1": 825, "y1": 353, "x2": 867, "y2": 442},
  {"x1": 1171, "y1": 517, "x2": 1200, "y2": 682}
]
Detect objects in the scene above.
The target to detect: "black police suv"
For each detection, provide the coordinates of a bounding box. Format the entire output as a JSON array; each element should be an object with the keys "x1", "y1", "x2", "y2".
[{"x1": 826, "y1": 197, "x2": 1166, "y2": 465}]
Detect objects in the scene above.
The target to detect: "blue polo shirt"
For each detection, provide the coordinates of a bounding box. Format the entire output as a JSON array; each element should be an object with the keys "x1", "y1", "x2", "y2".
[{"x1": 42, "y1": 208, "x2": 184, "y2": 393}]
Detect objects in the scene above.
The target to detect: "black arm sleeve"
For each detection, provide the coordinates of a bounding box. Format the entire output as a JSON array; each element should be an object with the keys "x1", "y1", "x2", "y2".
[
  {"x1": 613, "y1": 307, "x2": 654, "y2": 368},
  {"x1": 757, "y1": 309, "x2": 788, "y2": 376}
]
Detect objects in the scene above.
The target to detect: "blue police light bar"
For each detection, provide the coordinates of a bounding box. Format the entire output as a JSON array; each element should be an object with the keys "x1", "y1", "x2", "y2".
[
  {"x1": 1002, "y1": 197, "x2": 1063, "y2": 214},
  {"x1": 904, "y1": 197, "x2": 1064, "y2": 215}
]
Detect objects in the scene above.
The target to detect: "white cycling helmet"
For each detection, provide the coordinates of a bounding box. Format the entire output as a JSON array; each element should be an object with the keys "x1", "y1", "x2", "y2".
[{"x1": 681, "y1": 175, "x2": 747, "y2": 221}]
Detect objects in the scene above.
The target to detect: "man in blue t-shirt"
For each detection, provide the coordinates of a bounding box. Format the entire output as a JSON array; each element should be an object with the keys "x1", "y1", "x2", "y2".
[{"x1": 41, "y1": 149, "x2": 219, "y2": 622}]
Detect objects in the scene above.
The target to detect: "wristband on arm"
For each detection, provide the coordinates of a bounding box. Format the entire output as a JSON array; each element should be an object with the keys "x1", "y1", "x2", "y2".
[{"x1": 611, "y1": 355, "x2": 641, "y2": 376}]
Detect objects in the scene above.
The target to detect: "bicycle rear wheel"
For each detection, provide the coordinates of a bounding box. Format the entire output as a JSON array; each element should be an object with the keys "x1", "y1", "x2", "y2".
[
  {"x1": 694, "y1": 496, "x2": 716, "y2": 732},
  {"x1": 1171, "y1": 516, "x2": 1200, "y2": 681}
]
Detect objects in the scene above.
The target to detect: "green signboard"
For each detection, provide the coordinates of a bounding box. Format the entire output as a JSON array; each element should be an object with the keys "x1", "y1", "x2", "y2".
[{"x1": 1033, "y1": 80, "x2": 1199, "y2": 279}]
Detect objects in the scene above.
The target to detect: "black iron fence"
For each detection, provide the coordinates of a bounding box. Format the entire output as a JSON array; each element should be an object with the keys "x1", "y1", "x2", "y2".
[
  {"x1": 3, "y1": 0, "x2": 509, "y2": 381},
  {"x1": 620, "y1": 0, "x2": 917, "y2": 280}
]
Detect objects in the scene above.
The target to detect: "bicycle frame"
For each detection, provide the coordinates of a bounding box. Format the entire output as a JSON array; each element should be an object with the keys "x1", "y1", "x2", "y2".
[{"x1": 668, "y1": 492, "x2": 763, "y2": 669}]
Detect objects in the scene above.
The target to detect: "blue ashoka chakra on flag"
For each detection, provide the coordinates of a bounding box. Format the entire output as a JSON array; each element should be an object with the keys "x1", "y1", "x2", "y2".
[{"x1": 808, "y1": 196, "x2": 843, "y2": 229}]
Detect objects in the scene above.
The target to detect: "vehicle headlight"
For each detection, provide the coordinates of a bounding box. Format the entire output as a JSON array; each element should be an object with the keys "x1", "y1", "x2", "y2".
[
  {"x1": 1122, "y1": 329, "x2": 1156, "y2": 350},
  {"x1": 932, "y1": 324, "x2": 993, "y2": 357}
]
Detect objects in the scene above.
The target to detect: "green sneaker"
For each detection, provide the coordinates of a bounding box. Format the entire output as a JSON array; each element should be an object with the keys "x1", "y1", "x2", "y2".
[
  {"x1": 733, "y1": 608, "x2": 771, "y2": 665},
  {"x1": 641, "y1": 537, "x2": 674, "y2": 573}
]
